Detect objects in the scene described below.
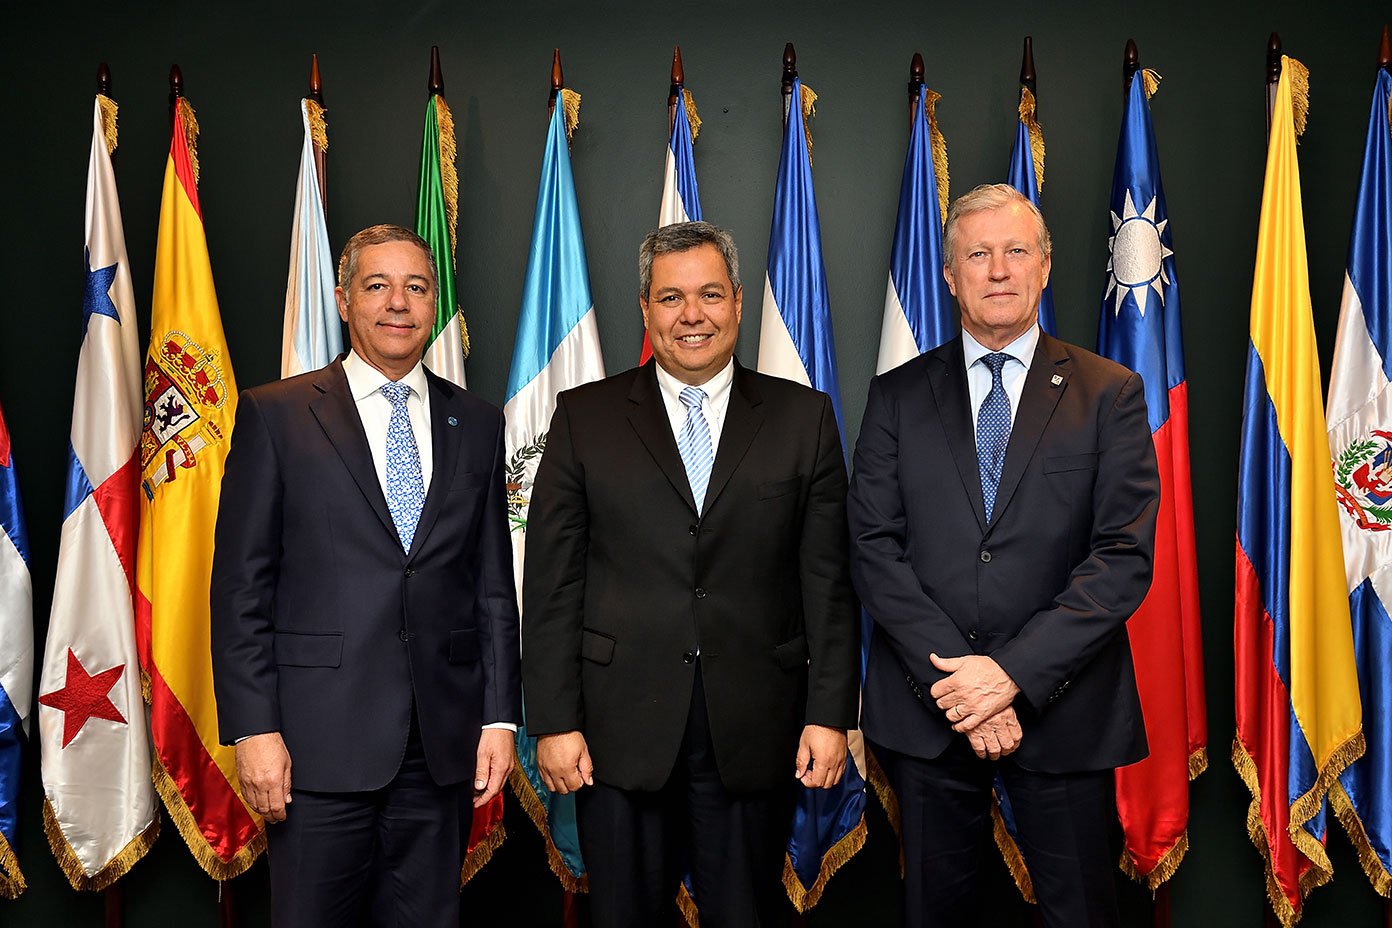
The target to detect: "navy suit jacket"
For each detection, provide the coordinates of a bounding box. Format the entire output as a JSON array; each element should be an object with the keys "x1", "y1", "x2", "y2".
[
  {"x1": 211, "y1": 359, "x2": 522, "y2": 792},
  {"x1": 848, "y1": 333, "x2": 1158, "y2": 773}
]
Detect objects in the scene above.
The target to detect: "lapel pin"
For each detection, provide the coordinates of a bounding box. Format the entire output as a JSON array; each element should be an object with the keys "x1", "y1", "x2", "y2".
[
  {"x1": 1050, "y1": 374, "x2": 1063, "y2": 387},
  {"x1": 447, "y1": 416, "x2": 458, "y2": 427}
]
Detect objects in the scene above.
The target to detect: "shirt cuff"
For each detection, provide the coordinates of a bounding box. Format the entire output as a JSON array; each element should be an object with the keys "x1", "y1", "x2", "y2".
[{"x1": 482, "y1": 722, "x2": 518, "y2": 733}]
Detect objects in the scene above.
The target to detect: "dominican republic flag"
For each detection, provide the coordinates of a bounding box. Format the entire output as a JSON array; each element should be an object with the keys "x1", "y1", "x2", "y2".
[
  {"x1": 0, "y1": 399, "x2": 32, "y2": 900},
  {"x1": 756, "y1": 75, "x2": 863, "y2": 913},
  {"x1": 37, "y1": 91, "x2": 158, "y2": 893},
  {"x1": 280, "y1": 96, "x2": 340, "y2": 378},
  {"x1": 507, "y1": 96, "x2": 604, "y2": 894},
  {"x1": 1006, "y1": 94, "x2": 1056, "y2": 336},
  {"x1": 1095, "y1": 70, "x2": 1207, "y2": 889},
  {"x1": 1233, "y1": 56, "x2": 1364, "y2": 928},
  {"x1": 1325, "y1": 63, "x2": 1392, "y2": 898}
]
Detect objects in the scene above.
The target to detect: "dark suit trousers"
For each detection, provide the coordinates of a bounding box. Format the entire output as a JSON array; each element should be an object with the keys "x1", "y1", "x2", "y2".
[
  {"x1": 873, "y1": 739, "x2": 1119, "y2": 928},
  {"x1": 577, "y1": 667, "x2": 795, "y2": 928},
  {"x1": 266, "y1": 713, "x2": 467, "y2": 928}
]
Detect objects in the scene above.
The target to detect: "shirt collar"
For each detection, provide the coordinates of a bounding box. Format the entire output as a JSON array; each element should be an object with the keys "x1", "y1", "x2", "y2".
[
  {"x1": 342, "y1": 350, "x2": 430, "y2": 403},
  {"x1": 962, "y1": 323, "x2": 1040, "y2": 372},
  {"x1": 653, "y1": 356, "x2": 735, "y2": 407}
]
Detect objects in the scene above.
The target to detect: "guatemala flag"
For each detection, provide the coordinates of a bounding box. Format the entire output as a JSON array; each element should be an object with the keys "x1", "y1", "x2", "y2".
[
  {"x1": 506, "y1": 97, "x2": 605, "y2": 894},
  {"x1": 0, "y1": 399, "x2": 32, "y2": 899},
  {"x1": 1006, "y1": 98, "x2": 1057, "y2": 335},
  {"x1": 1326, "y1": 63, "x2": 1392, "y2": 898},
  {"x1": 281, "y1": 96, "x2": 340, "y2": 378},
  {"x1": 642, "y1": 82, "x2": 704, "y2": 365}
]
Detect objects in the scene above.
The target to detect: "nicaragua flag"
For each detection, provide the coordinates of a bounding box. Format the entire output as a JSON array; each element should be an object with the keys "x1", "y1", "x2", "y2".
[
  {"x1": 642, "y1": 84, "x2": 704, "y2": 365},
  {"x1": 756, "y1": 75, "x2": 863, "y2": 912},
  {"x1": 506, "y1": 95, "x2": 604, "y2": 894},
  {"x1": 1006, "y1": 97, "x2": 1057, "y2": 336},
  {"x1": 1233, "y1": 56, "x2": 1364, "y2": 927},
  {"x1": 1325, "y1": 63, "x2": 1392, "y2": 898},
  {"x1": 280, "y1": 96, "x2": 340, "y2": 378},
  {"x1": 1096, "y1": 69, "x2": 1208, "y2": 889},
  {"x1": 0, "y1": 399, "x2": 32, "y2": 900}
]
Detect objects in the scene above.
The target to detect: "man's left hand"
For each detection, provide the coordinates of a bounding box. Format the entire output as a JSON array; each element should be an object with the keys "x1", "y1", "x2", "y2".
[
  {"x1": 473, "y1": 729, "x2": 516, "y2": 809},
  {"x1": 795, "y1": 725, "x2": 848, "y2": 788},
  {"x1": 929, "y1": 653, "x2": 1021, "y2": 733}
]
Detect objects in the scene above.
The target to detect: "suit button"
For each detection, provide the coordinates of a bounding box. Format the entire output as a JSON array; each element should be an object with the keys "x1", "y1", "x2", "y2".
[
  {"x1": 398, "y1": 629, "x2": 411, "y2": 642},
  {"x1": 979, "y1": 550, "x2": 992, "y2": 563},
  {"x1": 688, "y1": 524, "x2": 698, "y2": 536},
  {"x1": 695, "y1": 588, "x2": 707, "y2": 599},
  {"x1": 968, "y1": 629, "x2": 979, "y2": 641},
  {"x1": 683, "y1": 650, "x2": 697, "y2": 664},
  {"x1": 404, "y1": 567, "x2": 415, "y2": 577}
]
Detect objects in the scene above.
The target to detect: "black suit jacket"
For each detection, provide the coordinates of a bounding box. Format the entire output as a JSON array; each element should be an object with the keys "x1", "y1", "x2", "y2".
[
  {"x1": 211, "y1": 359, "x2": 522, "y2": 792},
  {"x1": 521, "y1": 360, "x2": 860, "y2": 793},
  {"x1": 848, "y1": 333, "x2": 1158, "y2": 773}
]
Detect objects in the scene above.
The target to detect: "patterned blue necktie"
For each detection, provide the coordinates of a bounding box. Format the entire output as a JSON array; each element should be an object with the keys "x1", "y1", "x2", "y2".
[
  {"x1": 380, "y1": 382, "x2": 425, "y2": 550},
  {"x1": 676, "y1": 386, "x2": 714, "y2": 514},
  {"x1": 976, "y1": 352, "x2": 1013, "y2": 523}
]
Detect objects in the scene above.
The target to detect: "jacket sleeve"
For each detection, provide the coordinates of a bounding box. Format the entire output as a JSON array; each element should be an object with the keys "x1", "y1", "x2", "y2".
[{"x1": 475, "y1": 410, "x2": 523, "y2": 726}]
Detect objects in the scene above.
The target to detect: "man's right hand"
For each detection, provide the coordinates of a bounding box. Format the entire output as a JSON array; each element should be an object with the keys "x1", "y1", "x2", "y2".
[
  {"x1": 965, "y1": 706, "x2": 1023, "y2": 761},
  {"x1": 536, "y1": 731, "x2": 594, "y2": 795},
  {"x1": 235, "y1": 732, "x2": 293, "y2": 823}
]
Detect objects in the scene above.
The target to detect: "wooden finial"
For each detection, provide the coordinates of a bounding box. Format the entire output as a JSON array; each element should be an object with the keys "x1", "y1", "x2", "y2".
[
  {"x1": 1267, "y1": 33, "x2": 1283, "y2": 87},
  {"x1": 908, "y1": 52, "x2": 925, "y2": 105},
  {"x1": 1020, "y1": 36, "x2": 1037, "y2": 95},
  {"x1": 428, "y1": 45, "x2": 444, "y2": 96},
  {"x1": 1123, "y1": 38, "x2": 1140, "y2": 95},
  {"x1": 549, "y1": 48, "x2": 563, "y2": 116},
  {"x1": 308, "y1": 54, "x2": 323, "y2": 103},
  {"x1": 669, "y1": 45, "x2": 685, "y2": 105},
  {"x1": 97, "y1": 62, "x2": 111, "y2": 96},
  {"x1": 782, "y1": 42, "x2": 798, "y2": 96},
  {"x1": 169, "y1": 64, "x2": 183, "y2": 102},
  {"x1": 1377, "y1": 24, "x2": 1391, "y2": 73}
]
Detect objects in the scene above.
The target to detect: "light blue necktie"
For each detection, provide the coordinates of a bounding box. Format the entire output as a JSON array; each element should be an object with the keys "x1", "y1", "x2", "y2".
[
  {"x1": 976, "y1": 353, "x2": 1013, "y2": 523},
  {"x1": 380, "y1": 381, "x2": 425, "y2": 550},
  {"x1": 676, "y1": 386, "x2": 714, "y2": 514}
]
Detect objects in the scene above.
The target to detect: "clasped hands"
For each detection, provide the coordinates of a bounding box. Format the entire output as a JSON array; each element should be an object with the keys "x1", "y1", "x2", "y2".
[{"x1": 928, "y1": 653, "x2": 1024, "y2": 761}]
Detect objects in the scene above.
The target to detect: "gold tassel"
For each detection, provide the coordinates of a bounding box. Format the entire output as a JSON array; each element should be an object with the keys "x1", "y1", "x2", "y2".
[
  {"x1": 0, "y1": 830, "x2": 26, "y2": 899},
  {"x1": 799, "y1": 83, "x2": 818, "y2": 163},
  {"x1": 1328, "y1": 780, "x2": 1392, "y2": 897},
  {"x1": 923, "y1": 88, "x2": 950, "y2": 225},
  {"x1": 1284, "y1": 56, "x2": 1311, "y2": 140},
  {"x1": 560, "y1": 88, "x2": 582, "y2": 143},
  {"x1": 1018, "y1": 86, "x2": 1046, "y2": 193},
  {"x1": 458, "y1": 823, "x2": 505, "y2": 887},
  {"x1": 683, "y1": 88, "x2": 702, "y2": 142},
  {"x1": 176, "y1": 97, "x2": 200, "y2": 186},
  {"x1": 991, "y1": 801, "x2": 1037, "y2": 904},
  {"x1": 305, "y1": 98, "x2": 328, "y2": 153},
  {"x1": 506, "y1": 767, "x2": 589, "y2": 893},
  {"x1": 1232, "y1": 737, "x2": 1321, "y2": 928},
  {"x1": 677, "y1": 881, "x2": 702, "y2": 927},
  {"x1": 97, "y1": 93, "x2": 119, "y2": 155},
  {"x1": 1287, "y1": 727, "x2": 1364, "y2": 876},
  {"x1": 151, "y1": 756, "x2": 265, "y2": 880},
  {"x1": 864, "y1": 746, "x2": 905, "y2": 875},
  {"x1": 1189, "y1": 746, "x2": 1209, "y2": 780},
  {"x1": 1141, "y1": 69, "x2": 1162, "y2": 100},
  {"x1": 433, "y1": 95, "x2": 469, "y2": 358},
  {"x1": 780, "y1": 815, "x2": 867, "y2": 912},
  {"x1": 44, "y1": 798, "x2": 159, "y2": 892},
  {"x1": 139, "y1": 667, "x2": 152, "y2": 706},
  {"x1": 1120, "y1": 830, "x2": 1190, "y2": 891}
]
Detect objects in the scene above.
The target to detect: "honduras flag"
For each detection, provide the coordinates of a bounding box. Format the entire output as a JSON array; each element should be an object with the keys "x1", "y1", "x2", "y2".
[
  {"x1": 280, "y1": 97, "x2": 341, "y2": 378},
  {"x1": 0, "y1": 400, "x2": 32, "y2": 899},
  {"x1": 641, "y1": 82, "x2": 704, "y2": 365},
  {"x1": 756, "y1": 75, "x2": 863, "y2": 911},
  {"x1": 506, "y1": 97, "x2": 605, "y2": 893},
  {"x1": 1326, "y1": 63, "x2": 1392, "y2": 897},
  {"x1": 1006, "y1": 102, "x2": 1057, "y2": 335}
]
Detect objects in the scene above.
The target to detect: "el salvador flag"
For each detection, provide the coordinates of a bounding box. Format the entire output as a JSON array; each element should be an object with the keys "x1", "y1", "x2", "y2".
[
  {"x1": 641, "y1": 83, "x2": 704, "y2": 365},
  {"x1": 1007, "y1": 113, "x2": 1057, "y2": 335},
  {"x1": 0, "y1": 401, "x2": 33, "y2": 899}
]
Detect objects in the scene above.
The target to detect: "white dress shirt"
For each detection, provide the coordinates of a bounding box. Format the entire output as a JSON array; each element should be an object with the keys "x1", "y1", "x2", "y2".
[
  {"x1": 962, "y1": 324, "x2": 1039, "y2": 440},
  {"x1": 653, "y1": 357, "x2": 736, "y2": 450}
]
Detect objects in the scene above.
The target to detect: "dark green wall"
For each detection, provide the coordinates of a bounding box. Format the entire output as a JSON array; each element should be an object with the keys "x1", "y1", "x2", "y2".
[{"x1": 3, "y1": 1, "x2": 1387, "y2": 924}]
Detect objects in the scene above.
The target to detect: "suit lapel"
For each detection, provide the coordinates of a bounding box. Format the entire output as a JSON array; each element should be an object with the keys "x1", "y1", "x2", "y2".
[
  {"x1": 927, "y1": 338, "x2": 987, "y2": 533},
  {"x1": 702, "y1": 360, "x2": 763, "y2": 514},
  {"x1": 309, "y1": 360, "x2": 397, "y2": 542},
  {"x1": 989, "y1": 334, "x2": 1072, "y2": 530},
  {"x1": 407, "y1": 371, "x2": 464, "y2": 560},
  {"x1": 627, "y1": 362, "x2": 699, "y2": 514}
]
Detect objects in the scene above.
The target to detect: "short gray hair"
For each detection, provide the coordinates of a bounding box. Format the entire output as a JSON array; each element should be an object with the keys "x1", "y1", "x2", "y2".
[
  {"x1": 338, "y1": 224, "x2": 439, "y2": 294},
  {"x1": 639, "y1": 221, "x2": 740, "y2": 297},
  {"x1": 943, "y1": 184, "x2": 1052, "y2": 269}
]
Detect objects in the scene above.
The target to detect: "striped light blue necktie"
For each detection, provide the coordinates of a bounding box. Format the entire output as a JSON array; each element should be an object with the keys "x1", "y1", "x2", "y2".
[
  {"x1": 380, "y1": 381, "x2": 426, "y2": 550},
  {"x1": 676, "y1": 386, "x2": 713, "y2": 514},
  {"x1": 976, "y1": 352, "x2": 1013, "y2": 523}
]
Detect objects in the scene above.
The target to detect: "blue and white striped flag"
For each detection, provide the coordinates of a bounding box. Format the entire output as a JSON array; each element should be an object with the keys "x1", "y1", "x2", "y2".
[
  {"x1": 643, "y1": 82, "x2": 704, "y2": 365},
  {"x1": 0, "y1": 399, "x2": 32, "y2": 900},
  {"x1": 281, "y1": 97, "x2": 341, "y2": 377},
  {"x1": 507, "y1": 95, "x2": 604, "y2": 894},
  {"x1": 1326, "y1": 63, "x2": 1392, "y2": 898},
  {"x1": 1006, "y1": 90, "x2": 1057, "y2": 335},
  {"x1": 756, "y1": 75, "x2": 863, "y2": 912}
]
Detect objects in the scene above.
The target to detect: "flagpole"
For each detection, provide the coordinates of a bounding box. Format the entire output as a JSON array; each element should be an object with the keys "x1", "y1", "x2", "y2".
[
  {"x1": 548, "y1": 48, "x2": 562, "y2": 122},
  {"x1": 668, "y1": 46, "x2": 684, "y2": 133},
  {"x1": 1020, "y1": 35, "x2": 1036, "y2": 98},
  {"x1": 781, "y1": 43, "x2": 796, "y2": 121},
  {"x1": 907, "y1": 52, "x2": 924, "y2": 125},
  {"x1": 1265, "y1": 33, "x2": 1282, "y2": 140},
  {"x1": 308, "y1": 54, "x2": 326, "y2": 217}
]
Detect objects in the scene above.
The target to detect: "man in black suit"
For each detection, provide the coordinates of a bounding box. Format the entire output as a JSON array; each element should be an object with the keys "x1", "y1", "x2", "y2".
[
  {"x1": 848, "y1": 184, "x2": 1159, "y2": 928},
  {"x1": 211, "y1": 224, "x2": 521, "y2": 927},
  {"x1": 522, "y1": 221, "x2": 860, "y2": 928}
]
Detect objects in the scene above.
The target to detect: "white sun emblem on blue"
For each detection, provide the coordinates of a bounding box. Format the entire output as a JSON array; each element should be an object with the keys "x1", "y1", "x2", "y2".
[{"x1": 1106, "y1": 189, "x2": 1174, "y2": 317}]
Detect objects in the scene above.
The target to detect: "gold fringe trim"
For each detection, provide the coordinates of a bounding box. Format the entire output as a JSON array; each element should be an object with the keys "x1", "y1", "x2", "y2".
[
  {"x1": 97, "y1": 94, "x2": 119, "y2": 154},
  {"x1": 923, "y1": 88, "x2": 950, "y2": 225},
  {"x1": 305, "y1": 98, "x2": 328, "y2": 153},
  {"x1": 560, "y1": 88, "x2": 582, "y2": 143},
  {"x1": 991, "y1": 799, "x2": 1037, "y2": 904},
  {"x1": 1287, "y1": 728, "x2": 1365, "y2": 876},
  {"x1": 506, "y1": 766, "x2": 588, "y2": 893},
  {"x1": 1328, "y1": 779, "x2": 1392, "y2": 897},
  {"x1": 0, "y1": 830, "x2": 26, "y2": 899},
  {"x1": 781, "y1": 814, "x2": 867, "y2": 912},
  {"x1": 1285, "y1": 56, "x2": 1310, "y2": 140},
  {"x1": 140, "y1": 667, "x2": 152, "y2": 706},
  {"x1": 177, "y1": 97, "x2": 200, "y2": 186},
  {"x1": 151, "y1": 755, "x2": 264, "y2": 880},
  {"x1": 683, "y1": 88, "x2": 701, "y2": 142},
  {"x1": 1231, "y1": 736, "x2": 1322, "y2": 927},
  {"x1": 863, "y1": 746, "x2": 904, "y2": 876},
  {"x1": 1017, "y1": 86, "x2": 1045, "y2": 192},
  {"x1": 1141, "y1": 69, "x2": 1162, "y2": 100},
  {"x1": 44, "y1": 797, "x2": 159, "y2": 892},
  {"x1": 459, "y1": 822, "x2": 505, "y2": 887},
  {"x1": 1189, "y1": 746, "x2": 1209, "y2": 780},
  {"x1": 678, "y1": 881, "x2": 701, "y2": 928},
  {"x1": 433, "y1": 96, "x2": 458, "y2": 259},
  {"x1": 1120, "y1": 830, "x2": 1190, "y2": 891},
  {"x1": 799, "y1": 83, "x2": 818, "y2": 163}
]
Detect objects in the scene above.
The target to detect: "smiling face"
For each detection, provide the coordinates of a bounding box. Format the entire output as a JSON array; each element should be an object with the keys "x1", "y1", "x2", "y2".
[
  {"x1": 335, "y1": 240, "x2": 436, "y2": 381},
  {"x1": 943, "y1": 204, "x2": 1051, "y2": 350},
  {"x1": 640, "y1": 243, "x2": 742, "y2": 385}
]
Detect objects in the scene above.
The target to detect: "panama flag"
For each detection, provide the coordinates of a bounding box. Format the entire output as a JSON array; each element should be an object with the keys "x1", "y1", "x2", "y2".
[
  {"x1": 280, "y1": 95, "x2": 340, "y2": 378},
  {"x1": 1233, "y1": 56, "x2": 1364, "y2": 927},
  {"x1": 37, "y1": 91, "x2": 159, "y2": 893},
  {"x1": 1006, "y1": 84, "x2": 1057, "y2": 335},
  {"x1": 416, "y1": 77, "x2": 468, "y2": 388},
  {"x1": 1096, "y1": 69, "x2": 1207, "y2": 889},
  {"x1": 0, "y1": 399, "x2": 32, "y2": 900},
  {"x1": 1325, "y1": 60, "x2": 1392, "y2": 898},
  {"x1": 506, "y1": 94, "x2": 603, "y2": 894},
  {"x1": 756, "y1": 75, "x2": 863, "y2": 912}
]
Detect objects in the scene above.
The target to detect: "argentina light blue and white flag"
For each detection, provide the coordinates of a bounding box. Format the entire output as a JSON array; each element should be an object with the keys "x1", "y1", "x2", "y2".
[
  {"x1": 0, "y1": 400, "x2": 32, "y2": 899},
  {"x1": 281, "y1": 98, "x2": 340, "y2": 378}
]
